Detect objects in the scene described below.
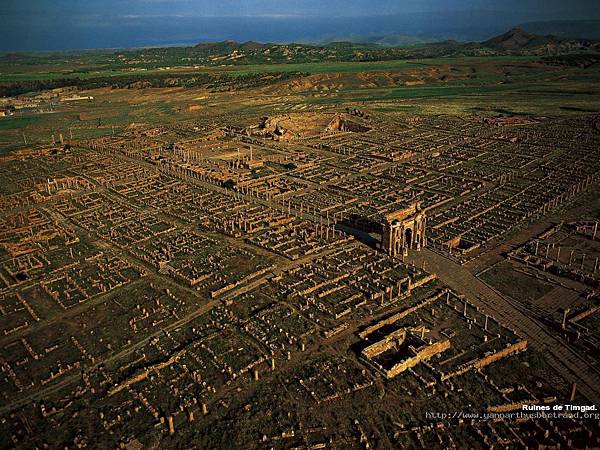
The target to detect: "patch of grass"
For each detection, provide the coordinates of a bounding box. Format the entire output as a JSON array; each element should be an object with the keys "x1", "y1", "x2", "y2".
[
  {"x1": 0, "y1": 115, "x2": 40, "y2": 130},
  {"x1": 0, "y1": 56, "x2": 543, "y2": 82},
  {"x1": 227, "y1": 60, "x2": 424, "y2": 76},
  {"x1": 308, "y1": 83, "x2": 532, "y2": 105},
  {"x1": 479, "y1": 261, "x2": 554, "y2": 303}
]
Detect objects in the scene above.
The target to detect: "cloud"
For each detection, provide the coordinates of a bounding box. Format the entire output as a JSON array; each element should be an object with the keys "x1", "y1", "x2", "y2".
[
  {"x1": 136, "y1": 0, "x2": 193, "y2": 3},
  {"x1": 119, "y1": 14, "x2": 188, "y2": 19},
  {"x1": 2, "y1": 0, "x2": 599, "y2": 51}
]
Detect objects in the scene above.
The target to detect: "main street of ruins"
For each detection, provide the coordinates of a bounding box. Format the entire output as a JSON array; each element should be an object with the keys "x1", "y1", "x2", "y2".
[{"x1": 1, "y1": 107, "x2": 599, "y2": 447}]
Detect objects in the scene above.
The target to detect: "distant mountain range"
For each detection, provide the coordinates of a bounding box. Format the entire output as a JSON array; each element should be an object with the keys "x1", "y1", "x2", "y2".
[
  {"x1": 315, "y1": 20, "x2": 600, "y2": 48},
  {"x1": 186, "y1": 27, "x2": 600, "y2": 66},
  {"x1": 483, "y1": 26, "x2": 599, "y2": 53},
  {"x1": 316, "y1": 34, "x2": 438, "y2": 48}
]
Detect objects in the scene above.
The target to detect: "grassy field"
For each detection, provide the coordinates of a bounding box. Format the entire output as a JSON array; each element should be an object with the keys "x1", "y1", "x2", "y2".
[
  {"x1": 225, "y1": 56, "x2": 543, "y2": 75},
  {"x1": 1, "y1": 54, "x2": 599, "y2": 151},
  {"x1": 0, "y1": 116, "x2": 41, "y2": 130},
  {"x1": 227, "y1": 60, "x2": 436, "y2": 75},
  {"x1": 479, "y1": 261, "x2": 555, "y2": 303},
  {"x1": 0, "y1": 70, "x2": 144, "y2": 82},
  {"x1": 309, "y1": 81, "x2": 600, "y2": 104},
  {"x1": 0, "y1": 56, "x2": 543, "y2": 82}
]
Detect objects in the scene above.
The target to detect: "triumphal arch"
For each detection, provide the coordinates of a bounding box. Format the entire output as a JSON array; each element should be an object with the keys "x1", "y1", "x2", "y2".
[{"x1": 381, "y1": 202, "x2": 426, "y2": 257}]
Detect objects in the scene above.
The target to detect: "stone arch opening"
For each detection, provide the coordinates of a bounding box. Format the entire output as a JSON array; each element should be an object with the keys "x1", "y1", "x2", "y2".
[{"x1": 405, "y1": 228, "x2": 413, "y2": 249}]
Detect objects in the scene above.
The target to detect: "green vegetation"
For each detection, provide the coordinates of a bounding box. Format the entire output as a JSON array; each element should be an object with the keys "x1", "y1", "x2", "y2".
[
  {"x1": 226, "y1": 60, "x2": 425, "y2": 75},
  {"x1": 0, "y1": 116, "x2": 40, "y2": 130},
  {"x1": 1, "y1": 40, "x2": 599, "y2": 151},
  {"x1": 0, "y1": 71, "x2": 303, "y2": 97},
  {"x1": 222, "y1": 179, "x2": 235, "y2": 189},
  {"x1": 479, "y1": 261, "x2": 554, "y2": 303}
]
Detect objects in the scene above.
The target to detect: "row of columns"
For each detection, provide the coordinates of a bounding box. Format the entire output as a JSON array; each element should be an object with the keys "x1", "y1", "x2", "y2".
[{"x1": 534, "y1": 240, "x2": 598, "y2": 273}]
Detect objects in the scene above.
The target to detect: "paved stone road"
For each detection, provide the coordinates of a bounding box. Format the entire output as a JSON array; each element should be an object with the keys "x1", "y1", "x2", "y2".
[{"x1": 407, "y1": 248, "x2": 600, "y2": 405}]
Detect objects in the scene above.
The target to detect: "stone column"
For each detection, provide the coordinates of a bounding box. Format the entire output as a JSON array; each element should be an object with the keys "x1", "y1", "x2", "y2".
[{"x1": 562, "y1": 308, "x2": 570, "y2": 330}]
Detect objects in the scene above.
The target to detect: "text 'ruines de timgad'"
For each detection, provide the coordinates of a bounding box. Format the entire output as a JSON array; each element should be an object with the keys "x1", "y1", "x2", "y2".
[{"x1": 522, "y1": 404, "x2": 597, "y2": 412}]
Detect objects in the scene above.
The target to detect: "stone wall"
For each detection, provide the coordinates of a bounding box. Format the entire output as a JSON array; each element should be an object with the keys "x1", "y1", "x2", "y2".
[{"x1": 385, "y1": 339, "x2": 450, "y2": 379}]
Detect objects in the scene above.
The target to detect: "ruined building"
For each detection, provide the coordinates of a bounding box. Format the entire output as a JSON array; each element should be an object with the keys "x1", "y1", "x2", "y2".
[{"x1": 382, "y1": 202, "x2": 426, "y2": 257}]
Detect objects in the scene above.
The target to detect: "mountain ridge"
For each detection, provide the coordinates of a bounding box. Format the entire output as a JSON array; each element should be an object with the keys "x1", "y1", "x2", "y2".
[
  {"x1": 188, "y1": 27, "x2": 599, "y2": 64},
  {"x1": 483, "y1": 27, "x2": 548, "y2": 50}
]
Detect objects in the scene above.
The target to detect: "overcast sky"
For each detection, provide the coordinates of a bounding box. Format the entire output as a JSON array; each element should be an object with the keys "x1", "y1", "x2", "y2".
[{"x1": 2, "y1": 0, "x2": 599, "y2": 51}]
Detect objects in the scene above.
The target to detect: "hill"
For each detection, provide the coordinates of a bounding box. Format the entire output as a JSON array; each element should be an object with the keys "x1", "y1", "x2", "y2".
[
  {"x1": 190, "y1": 40, "x2": 371, "y2": 64},
  {"x1": 483, "y1": 27, "x2": 553, "y2": 51},
  {"x1": 193, "y1": 41, "x2": 270, "y2": 56},
  {"x1": 482, "y1": 27, "x2": 599, "y2": 56},
  {"x1": 186, "y1": 28, "x2": 599, "y2": 66}
]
